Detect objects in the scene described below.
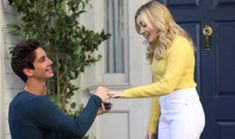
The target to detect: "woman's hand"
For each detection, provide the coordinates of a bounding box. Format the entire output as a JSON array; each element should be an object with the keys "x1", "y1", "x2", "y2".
[
  {"x1": 145, "y1": 132, "x2": 155, "y2": 139},
  {"x1": 109, "y1": 91, "x2": 125, "y2": 98}
]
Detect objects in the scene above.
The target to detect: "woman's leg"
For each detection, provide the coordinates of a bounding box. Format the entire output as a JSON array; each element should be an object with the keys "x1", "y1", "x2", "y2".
[
  {"x1": 160, "y1": 88, "x2": 205, "y2": 139},
  {"x1": 170, "y1": 118, "x2": 203, "y2": 139},
  {"x1": 158, "y1": 118, "x2": 170, "y2": 139}
]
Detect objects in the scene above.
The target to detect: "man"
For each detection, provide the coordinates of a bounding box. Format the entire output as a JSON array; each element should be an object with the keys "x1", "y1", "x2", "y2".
[{"x1": 9, "y1": 40, "x2": 110, "y2": 139}]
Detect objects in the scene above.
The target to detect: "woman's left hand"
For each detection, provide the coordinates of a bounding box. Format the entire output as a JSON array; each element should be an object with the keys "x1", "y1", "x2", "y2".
[
  {"x1": 145, "y1": 132, "x2": 156, "y2": 139},
  {"x1": 109, "y1": 91, "x2": 125, "y2": 98}
]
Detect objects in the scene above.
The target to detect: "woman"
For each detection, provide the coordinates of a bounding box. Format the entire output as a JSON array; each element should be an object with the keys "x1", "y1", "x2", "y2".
[{"x1": 110, "y1": 1, "x2": 205, "y2": 139}]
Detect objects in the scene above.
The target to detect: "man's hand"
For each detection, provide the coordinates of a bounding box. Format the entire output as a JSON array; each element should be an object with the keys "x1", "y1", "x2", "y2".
[
  {"x1": 97, "y1": 102, "x2": 113, "y2": 115},
  {"x1": 94, "y1": 86, "x2": 110, "y2": 102},
  {"x1": 94, "y1": 87, "x2": 112, "y2": 115}
]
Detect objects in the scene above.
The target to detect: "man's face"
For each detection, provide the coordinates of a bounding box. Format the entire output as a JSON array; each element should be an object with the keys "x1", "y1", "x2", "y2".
[{"x1": 29, "y1": 47, "x2": 54, "y2": 81}]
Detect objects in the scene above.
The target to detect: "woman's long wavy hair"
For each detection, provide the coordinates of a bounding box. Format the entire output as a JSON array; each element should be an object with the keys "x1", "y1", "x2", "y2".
[{"x1": 135, "y1": 1, "x2": 195, "y2": 62}]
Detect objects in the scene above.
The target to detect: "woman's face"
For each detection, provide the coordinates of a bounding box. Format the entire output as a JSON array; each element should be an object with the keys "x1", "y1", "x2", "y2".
[{"x1": 136, "y1": 15, "x2": 158, "y2": 43}]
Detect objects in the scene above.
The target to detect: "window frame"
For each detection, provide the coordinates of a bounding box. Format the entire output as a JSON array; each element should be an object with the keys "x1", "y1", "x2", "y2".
[
  {"x1": 94, "y1": 0, "x2": 130, "y2": 85},
  {"x1": 91, "y1": 0, "x2": 149, "y2": 87}
]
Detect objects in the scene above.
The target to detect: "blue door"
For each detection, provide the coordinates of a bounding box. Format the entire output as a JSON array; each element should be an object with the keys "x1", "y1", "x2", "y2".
[{"x1": 158, "y1": 0, "x2": 235, "y2": 139}]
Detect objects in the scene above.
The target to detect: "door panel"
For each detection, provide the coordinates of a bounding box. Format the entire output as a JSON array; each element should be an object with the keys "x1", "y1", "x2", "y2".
[
  {"x1": 90, "y1": 98, "x2": 149, "y2": 139},
  {"x1": 167, "y1": 0, "x2": 200, "y2": 7},
  {"x1": 216, "y1": 22, "x2": 235, "y2": 93},
  {"x1": 159, "y1": 0, "x2": 235, "y2": 138}
]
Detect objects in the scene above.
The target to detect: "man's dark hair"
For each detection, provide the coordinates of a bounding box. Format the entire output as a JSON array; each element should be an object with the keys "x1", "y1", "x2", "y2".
[{"x1": 11, "y1": 40, "x2": 41, "y2": 82}]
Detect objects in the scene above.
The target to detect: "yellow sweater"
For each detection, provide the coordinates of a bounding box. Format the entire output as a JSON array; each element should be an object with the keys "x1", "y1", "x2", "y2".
[{"x1": 123, "y1": 35, "x2": 197, "y2": 133}]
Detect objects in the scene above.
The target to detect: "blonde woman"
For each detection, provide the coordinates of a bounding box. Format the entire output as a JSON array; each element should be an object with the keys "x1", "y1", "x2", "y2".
[{"x1": 110, "y1": 1, "x2": 205, "y2": 139}]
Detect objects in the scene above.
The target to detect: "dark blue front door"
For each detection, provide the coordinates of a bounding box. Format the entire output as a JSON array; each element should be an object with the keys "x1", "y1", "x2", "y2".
[{"x1": 159, "y1": 0, "x2": 235, "y2": 139}]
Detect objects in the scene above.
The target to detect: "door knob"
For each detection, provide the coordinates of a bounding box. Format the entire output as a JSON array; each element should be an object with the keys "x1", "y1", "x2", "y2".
[{"x1": 202, "y1": 25, "x2": 213, "y2": 50}]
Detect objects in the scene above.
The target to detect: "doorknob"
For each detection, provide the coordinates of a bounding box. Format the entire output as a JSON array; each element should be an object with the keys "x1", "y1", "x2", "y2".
[{"x1": 202, "y1": 25, "x2": 213, "y2": 50}]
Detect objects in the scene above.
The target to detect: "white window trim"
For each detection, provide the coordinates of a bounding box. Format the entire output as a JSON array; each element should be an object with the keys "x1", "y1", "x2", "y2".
[
  {"x1": 91, "y1": 0, "x2": 149, "y2": 87},
  {"x1": 104, "y1": 0, "x2": 129, "y2": 84},
  {"x1": 91, "y1": 0, "x2": 130, "y2": 86}
]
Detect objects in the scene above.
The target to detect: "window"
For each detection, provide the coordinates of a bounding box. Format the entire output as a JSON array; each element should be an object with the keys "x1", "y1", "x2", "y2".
[{"x1": 104, "y1": 0, "x2": 129, "y2": 84}]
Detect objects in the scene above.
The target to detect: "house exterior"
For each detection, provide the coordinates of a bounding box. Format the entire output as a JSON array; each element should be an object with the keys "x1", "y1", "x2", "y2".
[{"x1": 1, "y1": 0, "x2": 235, "y2": 139}]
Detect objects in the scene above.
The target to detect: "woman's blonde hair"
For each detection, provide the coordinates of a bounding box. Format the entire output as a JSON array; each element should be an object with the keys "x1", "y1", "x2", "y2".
[{"x1": 135, "y1": 1, "x2": 195, "y2": 62}]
